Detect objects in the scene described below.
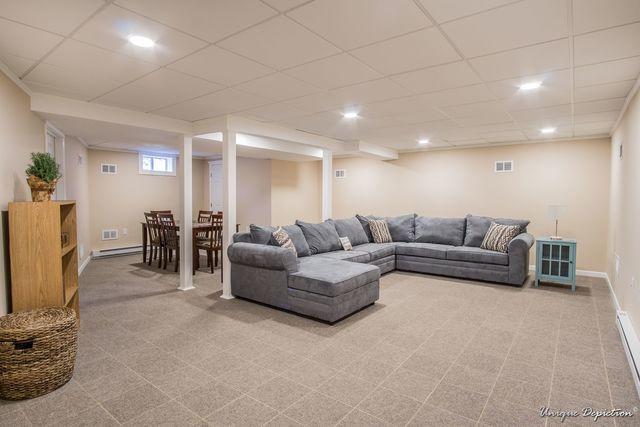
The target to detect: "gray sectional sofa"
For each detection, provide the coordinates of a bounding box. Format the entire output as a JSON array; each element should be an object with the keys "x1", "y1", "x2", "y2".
[{"x1": 228, "y1": 214, "x2": 534, "y2": 322}]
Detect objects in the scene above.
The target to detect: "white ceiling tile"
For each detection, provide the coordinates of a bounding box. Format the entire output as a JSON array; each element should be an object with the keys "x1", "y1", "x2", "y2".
[
  {"x1": 262, "y1": 0, "x2": 309, "y2": 12},
  {"x1": 362, "y1": 119, "x2": 459, "y2": 139},
  {"x1": 152, "y1": 88, "x2": 270, "y2": 121},
  {"x1": 359, "y1": 94, "x2": 443, "y2": 118},
  {"x1": 73, "y1": 5, "x2": 207, "y2": 65},
  {"x1": 419, "y1": 84, "x2": 496, "y2": 107},
  {"x1": 0, "y1": 18, "x2": 63, "y2": 64},
  {"x1": 449, "y1": 139, "x2": 489, "y2": 147},
  {"x1": 0, "y1": 0, "x2": 104, "y2": 35},
  {"x1": 388, "y1": 108, "x2": 449, "y2": 125},
  {"x1": 351, "y1": 28, "x2": 460, "y2": 76},
  {"x1": 514, "y1": 114, "x2": 572, "y2": 129},
  {"x1": 573, "y1": 98, "x2": 626, "y2": 115},
  {"x1": 487, "y1": 70, "x2": 571, "y2": 111},
  {"x1": 288, "y1": 0, "x2": 430, "y2": 50},
  {"x1": 523, "y1": 126, "x2": 573, "y2": 140},
  {"x1": 0, "y1": 53, "x2": 35, "y2": 75},
  {"x1": 41, "y1": 39, "x2": 157, "y2": 84},
  {"x1": 218, "y1": 16, "x2": 340, "y2": 70},
  {"x1": 574, "y1": 56, "x2": 640, "y2": 87},
  {"x1": 573, "y1": 0, "x2": 640, "y2": 35},
  {"x1": 573, "y1": 111, "x2": 619, "y2": 124},
  {"x1": 25, "y1": 62, "x2": 123, "y2": 100},
  {"x1": 574, "y1": 80, "x2": 635, "y2": 103},
  {"x1": 419, "y1": 0, "x2": 519, "y2": 24},
  {"x1": 94, "y1": 68, "x2": 223, "y2": 111},
  {"x1": 329, "y1": 79, "x2": 411, "y2": 108},
  {"x1": 284, "y1": 53, "x2": 381, "y2": 90},
  {"x1": 391, "y1": 61, "x2": 481, "y2": 94},
  {"x1": 115, "y1": 0, "x2": 277, "y2": 42},
  {"x1": 455, "y1": 113, "x2": 512, "y2": 127},
  {"x1": 574, "y1": 22, "x2": 640, "y2": 66},
  {"x1": 470, "y1": 39, "x2": 569, "y2": 82},
  {"x1": 441, "y1": 0, "x2": 568, "y2": 57},
  {"x1": 235, "y1": 73, "x2": 320, "y2": 102},
  {"x1": 573, "y1": 121, "x2": 613, "y2": 136},
  {"x1": 242, "y1": 102, "x2": 312, "y2": 122},
  {"x1": 168, "y1": 45, "x2": 273, "y2": 86},
  {"x1": 510, "y1": 104, "x2": 572, "y2": 122},
  {"x1": 384, "y1": 138, "x2": 453, "y2": 151},
  {"x1": 285, "y1": 91, "x2": 344, "y2": 113},
  {"x1": 480, "y1": 129, "x2": 527, "y2": 143}
]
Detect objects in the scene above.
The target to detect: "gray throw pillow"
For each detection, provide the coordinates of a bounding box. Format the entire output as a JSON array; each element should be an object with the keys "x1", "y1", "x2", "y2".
[
  {"x1": 386, "y1": 214, "x2": 416, "y2": 242},
  {"x1": 415, "y1": 216, "x2": 466, "y2": 246},
  {"x1": 295, "y1": 220, "x2": 342, "y2": 254},
  {"x1": 463, "y1": 214, "x2": 530, "y2": 247},
  {"x1": 249, "y1": 224, "x2": 310, "y2": 257},
  {"x1": 356, "y1": 214, "x2": 383, "y2": 243},
  {"x1": 330, "y1": 217, "x2": 369, "y2": 246}
]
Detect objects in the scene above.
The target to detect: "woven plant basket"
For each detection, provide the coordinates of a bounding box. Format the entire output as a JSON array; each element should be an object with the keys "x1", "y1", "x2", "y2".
[{"x1": 0, "y1": 307, "x2": 78, "y2": 400}]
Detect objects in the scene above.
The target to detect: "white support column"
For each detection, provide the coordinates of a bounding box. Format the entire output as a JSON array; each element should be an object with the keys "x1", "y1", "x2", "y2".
[
  {"x1": 322, "y1": 150, "x2": 333, "y2": 221},
  {"x1": 178, "y1": 135, "x2": 195, "y2": 291},
  {"x1": 221, "y1": 130, "x2": 236, "y2": 299}
]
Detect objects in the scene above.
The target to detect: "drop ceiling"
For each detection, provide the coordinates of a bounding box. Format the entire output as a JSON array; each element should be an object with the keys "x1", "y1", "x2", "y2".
[{"x1": 1, "y1": 0, "x2": 639, "y2": 152}]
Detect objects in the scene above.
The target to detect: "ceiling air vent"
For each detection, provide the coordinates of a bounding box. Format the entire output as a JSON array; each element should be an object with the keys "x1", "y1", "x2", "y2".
[
  {"x1": 494, "y1": 160, "x2": 514, "y2": 173},
  {"x1": 101, "y1": 163, "x2": 117, "y2": 174},
  {"x1": 334, "y1": 169, "x2": 346, "y2": 179},
  {"x1": 101, "y1": 229, "x2": 118, "y2": 240}
]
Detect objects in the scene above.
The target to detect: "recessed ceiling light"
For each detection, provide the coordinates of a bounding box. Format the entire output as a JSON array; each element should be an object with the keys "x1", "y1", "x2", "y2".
[
  {"x1": 128, "y1": 35, "x2": 155, "y2": 48},
  {"x1": 540, "y1": 127, "x2": 556, "y2": 134},
  {"x1": 343, "y1": 111, "x2": 359, "y2": 119},
  {"x1": 518, "y1": 81, "x2": 542, "y2": 91},
  {"x1": 418, "y1": 139, "x2": 430, "y2": 144}
]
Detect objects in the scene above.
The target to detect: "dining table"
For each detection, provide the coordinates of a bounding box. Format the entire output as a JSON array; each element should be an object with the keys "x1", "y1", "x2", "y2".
[{"x1": 140, "y1": 221, "x2": 240, "y2": 266}]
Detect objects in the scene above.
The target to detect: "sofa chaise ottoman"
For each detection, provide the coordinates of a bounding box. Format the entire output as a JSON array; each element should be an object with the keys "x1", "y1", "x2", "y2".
[{"x1": 228, "y1": 214, "x2": 534, "y2": 322}]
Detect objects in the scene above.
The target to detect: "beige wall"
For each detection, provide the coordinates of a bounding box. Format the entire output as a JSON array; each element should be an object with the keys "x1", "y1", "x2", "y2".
[
  {"x1": 609, "y1": 87, "x2": 640, "y2": 333},
  {"x1": 237, "y1": 158, "x2": 271, "y2": 230},
  {"x1": 271, "y1": 159, "x2": 322, "y2": 225},
  {"x1": 88, "y1": 149, "x2": 207, "y2": 251},
  {"x1": 333, "y1": 138, "x2": 611, "y2": 271},
  {"x1": 64, "y1": 136, "x2": 91, "y2": 269},
  {"x1": 0, "y1": 71, "x2": 45, "y2": 315}
]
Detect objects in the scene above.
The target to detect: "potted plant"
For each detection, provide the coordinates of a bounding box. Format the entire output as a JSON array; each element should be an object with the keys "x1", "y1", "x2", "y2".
[{"x1": 25, "y1": 152, "x2": 61, "y2": 202}]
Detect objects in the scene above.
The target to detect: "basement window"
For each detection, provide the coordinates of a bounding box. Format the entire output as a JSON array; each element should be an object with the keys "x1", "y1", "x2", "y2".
[{"x1": 139, "y1": 153, "x2": 176, "y2": 176}]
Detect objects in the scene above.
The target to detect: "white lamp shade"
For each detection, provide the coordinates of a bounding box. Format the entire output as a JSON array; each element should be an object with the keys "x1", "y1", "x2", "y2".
[{"x1": 547, "y1": 205, "x2": 567, "y2": 221}]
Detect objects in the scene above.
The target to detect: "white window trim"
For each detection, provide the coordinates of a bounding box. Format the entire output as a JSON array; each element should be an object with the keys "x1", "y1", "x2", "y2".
[
  {"x1": 494, "y1": 160, "x2": 514, "y2": 173},
  {"x1": 138, "y1": 152, "x2": 177, "y2": 176}
]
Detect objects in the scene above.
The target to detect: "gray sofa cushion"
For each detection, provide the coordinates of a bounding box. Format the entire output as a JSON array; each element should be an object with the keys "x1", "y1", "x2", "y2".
[
  {"x1": 330, "y1": 217, "x2": 369, "y2": 247},
  {"x1": 296, "y1": 220, "x2": 341, "y2": 255},
  {"x1": 415, "y1": 216, "x2": 466, "y2": 246},
  {"x1": 228, "y1": 242, "x2": 299, "y2": 273},
  {"x1": 249, "y1": 224, "x2": 311, "y2": 257},
  {"x1": 446, "y1": 246, "x2": 509, "y2": 266},
  {"x1": 353, "y1": 243, "x2": 396, "y2": 261},
  {"x1": 386, "y1": 214, "x2": 416, "y2": 242},
  {"x1": 289, "y1": 257, "x2": 380, "y2": 297},
  {"x1": 464, "y1": 214, "x2": 530, "y2": 247},
  {"x1": 314, "y1": 250, "x2": 370, "y2": 263},
  {"x1": 395, "y1": 242, "x2": 451, "y2": 260},
  {"x1": 356, "y1": 214, "x2": 383, "y2": 243}
]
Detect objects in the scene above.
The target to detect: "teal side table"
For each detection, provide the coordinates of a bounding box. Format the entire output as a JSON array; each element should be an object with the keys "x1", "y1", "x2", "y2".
[{"x1": 535, "y1": 237, "x2": 577, "y2": 291}]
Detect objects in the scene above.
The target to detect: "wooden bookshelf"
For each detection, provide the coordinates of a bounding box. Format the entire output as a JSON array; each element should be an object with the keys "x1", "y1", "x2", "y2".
[{"x1": 8, "y1": 201, "x2": 80, "y2": 318}]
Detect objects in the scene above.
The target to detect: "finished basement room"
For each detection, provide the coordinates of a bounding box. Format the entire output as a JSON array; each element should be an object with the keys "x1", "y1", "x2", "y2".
[{"x1": 1, "y1": 0, "x2": 640, "y2": 426}]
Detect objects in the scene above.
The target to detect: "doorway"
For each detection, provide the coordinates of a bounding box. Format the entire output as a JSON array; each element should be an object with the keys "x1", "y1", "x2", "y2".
[
  {"x1": 208, "y1": 160, "x2": 223, "y2": 212},
  {"x1": 45, "y1": 123, "x2": 66, "y2": 200}
]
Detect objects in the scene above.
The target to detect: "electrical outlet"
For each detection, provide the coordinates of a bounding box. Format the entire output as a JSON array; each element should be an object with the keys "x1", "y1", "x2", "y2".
[{"x1": 122, "y1": 227, "x2": 128, "y2": 236}]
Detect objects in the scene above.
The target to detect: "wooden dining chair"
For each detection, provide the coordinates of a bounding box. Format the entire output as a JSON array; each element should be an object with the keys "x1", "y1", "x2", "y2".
[
  {"x1": 151, "y1": 210, "x2": 172, "y2": 214},
  {"x1": 194, "y1": 221, "x2": 222, "y2": 275},
  {"x1": 157, "y1": 213, "x2": 179, "y2": 272},
  {"x1": 196, "y1": 210, "x2": 213, "y2": 241},
  {"x1": 144, "y1": 212, "x2": 163, "y2": 268}
]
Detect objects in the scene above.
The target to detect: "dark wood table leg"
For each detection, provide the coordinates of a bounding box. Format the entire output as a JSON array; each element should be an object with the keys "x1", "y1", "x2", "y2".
[{"x1": 142, "y1": 223, "x2": 147, "y2": 263}]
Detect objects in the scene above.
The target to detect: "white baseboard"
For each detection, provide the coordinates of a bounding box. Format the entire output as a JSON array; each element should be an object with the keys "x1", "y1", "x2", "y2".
[
  {"x1": 91, "y1": 245, "x2": 142, "y2": 258},
  {"x1": 617, "y1": 311, "x2": 640, "y2": 399},
  {"x1": 78, "y1": 256, "x2": 91, "y2": 275}
]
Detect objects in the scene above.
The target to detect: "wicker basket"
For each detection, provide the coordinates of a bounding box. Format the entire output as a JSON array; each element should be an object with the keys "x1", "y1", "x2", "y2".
[{"x1": 0, "y1": 307, "x2": 78, "y2": 400}]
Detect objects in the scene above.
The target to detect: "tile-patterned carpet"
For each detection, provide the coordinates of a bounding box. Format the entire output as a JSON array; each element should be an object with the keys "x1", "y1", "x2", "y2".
[{"x1": 1, "y1": 254, "x2": 638, "y2": 426}]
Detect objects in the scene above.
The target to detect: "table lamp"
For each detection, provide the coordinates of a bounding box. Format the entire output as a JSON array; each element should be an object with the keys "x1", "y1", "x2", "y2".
[{"x1": 547, "y1": 205, "x2": 567, "y2": 240}]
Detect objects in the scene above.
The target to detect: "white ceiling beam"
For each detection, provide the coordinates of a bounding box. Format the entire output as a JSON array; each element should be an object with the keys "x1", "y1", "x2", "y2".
[
  {"x1": 338, "y1": 141, "x2": 399, "y2": 160},
  {"x1": 236, "y1": 134, "x2": 323, "y2": 159},
  {"x1": 30, "y1": 93, "x2": 192, "y2": 135}
]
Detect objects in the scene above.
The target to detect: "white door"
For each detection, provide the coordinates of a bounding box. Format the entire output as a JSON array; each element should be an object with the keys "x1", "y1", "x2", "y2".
[
  {"x1": 45, "y1": 129, "x2": 65, "y2": 200},
  {"x1": 209, "y1": 160, "x2": 223, "y2": 212}
]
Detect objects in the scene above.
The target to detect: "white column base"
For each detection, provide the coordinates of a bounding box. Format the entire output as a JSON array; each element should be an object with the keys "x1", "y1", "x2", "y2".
[{"x1": 220, "y1": 293, "x2": 235, "y2": 300}]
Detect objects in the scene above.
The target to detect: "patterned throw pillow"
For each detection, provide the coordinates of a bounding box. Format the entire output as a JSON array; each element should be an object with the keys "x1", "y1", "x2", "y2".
[
  {"x1": 339, "y1": 236, "x2": 352, "y2": 251},
  {"x1": 272, "y1": 227, "x2": 297, "y2": 256},
  {"x1": 369, "y1": 219, "x2": 392, "y2": 243},
  {"x1": 480, "y1": 222, "x2": 520, "y2": 253}
]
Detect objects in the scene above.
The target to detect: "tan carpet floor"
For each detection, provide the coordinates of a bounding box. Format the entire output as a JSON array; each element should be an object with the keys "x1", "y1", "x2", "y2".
[{"x1": 1, "y1": 254, "x2": 638, "y2": 426}]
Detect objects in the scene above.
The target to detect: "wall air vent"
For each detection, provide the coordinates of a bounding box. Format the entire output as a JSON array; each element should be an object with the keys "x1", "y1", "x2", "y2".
[
  {"x1": 334, "y1": 169, "x2": 346, "y2": 179},
  {"x1": 494, "y1": 160, "x2": 514, "y2": 173},
  {"x1": 101, "y1": 229, "x2": 118, "y2": 240},
  {"x1": 101, "y1": 163, "x2": 117, "y2": 174}
]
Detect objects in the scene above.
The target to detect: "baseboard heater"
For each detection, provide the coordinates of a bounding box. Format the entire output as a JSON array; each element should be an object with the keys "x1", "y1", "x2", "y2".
[
  {"x1": 91, "y1": 245, "x2": 142, "y2": 258},
  {"x1": 616, "y1": 310, "x2": 640, "y2": 399}
]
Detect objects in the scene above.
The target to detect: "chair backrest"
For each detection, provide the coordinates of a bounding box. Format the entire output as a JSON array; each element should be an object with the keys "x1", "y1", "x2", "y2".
[
  {"x1": 144, "y1": 212, "x2": 162, "y2": 243},
  {"x1": 151, "y1": 210, "x2": 172, "y2": 214},
  {"x1": 157, "y1": 213, "x2": 178, "y2": 247},
  {"x1": 211, "y1": 213, "x2": 223, "y2": 227},
  {"x1": 198, "y1": 210, "x2": 213, "y2": 223}
]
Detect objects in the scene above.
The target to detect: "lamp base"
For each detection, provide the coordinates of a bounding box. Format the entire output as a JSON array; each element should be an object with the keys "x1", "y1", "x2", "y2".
[{"x1": 549, "y1": 235, "x2": 563, "y2": 240}]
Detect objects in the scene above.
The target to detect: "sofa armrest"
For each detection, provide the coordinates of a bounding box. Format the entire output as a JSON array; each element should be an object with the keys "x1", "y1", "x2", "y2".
[
  {"x1": 507, "y1": 233, "x2": 535, "y2": 285},
  {"x1": 233, "y1": 232, "x2": 252, "y2": 243},
  {"x1": 227, "y1": 243, "x2": 298, "y2": 273}
]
